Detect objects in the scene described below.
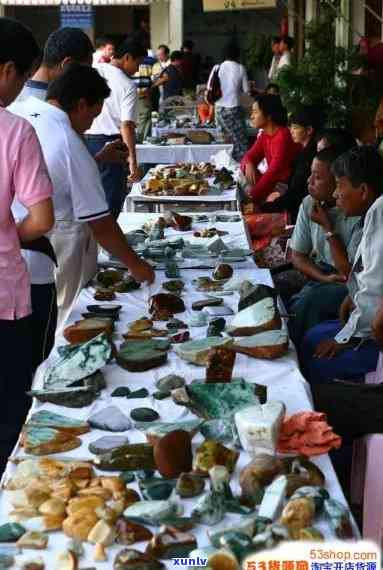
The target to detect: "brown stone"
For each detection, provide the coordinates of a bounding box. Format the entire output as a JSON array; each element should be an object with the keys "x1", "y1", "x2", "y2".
[
  {"x1": 145, "y1": 526, "x2": 197, "y2": 559},
  {"x1": 154, "y1": 430, "x2": 192, "y2": 479},
  {"x1": 205, "y1": 347, "x2": 236, "y2": 383},
  {"x1": 63, "y1": 318, "x2": 113, "y2": 344},
  {"x1": 115, "y1": 517, "x2": 153, "y2": 545},
  {"x1": 149, "y1": 294, "x2": 185, "y2": 316}
]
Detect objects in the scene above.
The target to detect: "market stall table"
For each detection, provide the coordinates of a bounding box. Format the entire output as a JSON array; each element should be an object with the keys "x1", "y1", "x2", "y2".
[
  {"x1": 0, "y1": 213, "x2": 358, "y2": 569},
  {"x1": 136, "y1": 142, "x2": 233, "y2": 165}
]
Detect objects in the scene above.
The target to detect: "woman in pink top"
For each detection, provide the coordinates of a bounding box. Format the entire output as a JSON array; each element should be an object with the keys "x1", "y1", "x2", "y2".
[
  {"x1": 241, "y1": 94, "x2": 301, "y2": 205},
  {"x1": 0, "y1": 18, "x2": 54, "y2": 472}
]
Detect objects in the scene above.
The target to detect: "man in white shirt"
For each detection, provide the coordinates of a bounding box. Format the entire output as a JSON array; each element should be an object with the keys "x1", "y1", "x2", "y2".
[
  {"x1": 86, "y1": 39, "x2": 146, "y2": 218},
  {"x1": 93, "y1": 35, "x2": 115, "y2": 65},
  {"x1": 277, "y1": 35, "x2": 293, "y2": 72},
  {"x1": 301, "y1": 146, "x2": 383, "y2": 385},
  {"x1": 12, "y1": 65, "x2": 154, "y2": 332},
  {"x1": 268, "y1": 36, "x2": 281, "y2": 81}
]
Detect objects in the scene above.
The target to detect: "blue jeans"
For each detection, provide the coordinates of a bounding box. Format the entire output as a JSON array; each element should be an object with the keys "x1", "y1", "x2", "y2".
[
  {"x1": 301, "y1": 320, "x2": 379, "y2": 385},
  {"x1": 85, "y1": 134, "x2": 126, "y2": 219}
]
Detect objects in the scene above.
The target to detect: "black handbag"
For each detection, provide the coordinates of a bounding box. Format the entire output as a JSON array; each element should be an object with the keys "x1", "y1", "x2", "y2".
[{"x1": 206, "y1": 65, "x2": 222, "y2": 105}]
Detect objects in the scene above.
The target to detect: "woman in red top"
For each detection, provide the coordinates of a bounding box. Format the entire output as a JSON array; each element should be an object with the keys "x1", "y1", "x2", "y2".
[{"x1": 242, "y1": 94, "x2": 301, "y2": 205}]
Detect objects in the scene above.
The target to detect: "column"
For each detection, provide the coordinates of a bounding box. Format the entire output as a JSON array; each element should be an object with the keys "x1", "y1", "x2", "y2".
[
  {"x1": 169, "y1": 0, "x2": 183, "y2": 51},
  {"x1": 335, "y1": 0, "x2": 351, "y2": 48},
  {"x1": 150, "y1": 0, "x2": 183, "y2": 52},
  {"x1": 305, "y1": 0, "x2": 317, "y2": 23},
  {"x1": 0, "y1": 4, "x2": 5, "y2": 16},
  {"x1": 351, "y1": 0, "x2": 365, "y2": 44}
]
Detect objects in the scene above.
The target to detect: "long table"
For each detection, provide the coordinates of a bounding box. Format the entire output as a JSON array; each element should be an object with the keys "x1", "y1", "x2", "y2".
[
  {"x1": 0, "y1": 213, "x2": 356, "y2": 569},
  {"x1": 137, "y1": 142, "x2": 233, "y2": 165}
]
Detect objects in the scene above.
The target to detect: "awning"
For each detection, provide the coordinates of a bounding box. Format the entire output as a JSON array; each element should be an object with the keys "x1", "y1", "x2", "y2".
[{"x1": 0, "y1": 0, "x2": 166, "y2": 5}]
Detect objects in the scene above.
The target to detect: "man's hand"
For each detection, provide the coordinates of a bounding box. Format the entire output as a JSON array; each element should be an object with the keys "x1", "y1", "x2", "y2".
[
  {"x1": 372, "y1": 301, "x2": 383, "y2": 349},
  {"x1": 323, "y1": 273, "x2": 348, "y2": 284},
  {"x1": 339, "y1": 295, "x2": 354, "y2": 324},
  {"x1": 130, "y1": 259, "x2": 155, "y2": 285},
  {"x1": 314, "y1": 338, "x2": 349, "y2": 359},
  {"x1": 310, "y1": 201, "x2": 332, "y2": 231},
  {"x1": 245, "y1": 162, "x2": 261, "y2": 186},
  {"x1": 128, "y1": 161, "x2": 143, "y2": 183},
  {"x1": 95, "y1": 140, "x2": 128, "y2": 164}
]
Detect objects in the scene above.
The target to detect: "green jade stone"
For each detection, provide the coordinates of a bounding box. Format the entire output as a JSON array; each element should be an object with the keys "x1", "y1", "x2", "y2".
[
  {"x1": 117, "y1": 339, "x2": 170, "y2": 373},
  {"x1": 131, "y1": 408, "x2": 160, "y2": 422},
  {"x1": 155, "y1": 374, "x2": 185, "y2": 393},
  {"x1": 111, "y1": 387, "x2": 131, "y2": 397},
  {"x1": 119, "y1": 472, "x2": 135, "y2": 484},
  {"x1": 126, "y1": 388, "x2": 150, "y2": 399},
  {"x1": 152, "y1": 391, "x2": 170, "y2": 400},
  {"x1": 28, "y1": 410, "x2": 89, "y2": 431},
  {"x1": 0, "y1": 523, "x2": 25, "y2": 542},
  {"x1": 139, "y1": 477, "x2": 176, "y2": 500}
]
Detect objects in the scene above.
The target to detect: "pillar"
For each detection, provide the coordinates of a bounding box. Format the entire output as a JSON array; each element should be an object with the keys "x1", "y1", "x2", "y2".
[
  {"x1": 0, "y1": 4, "x2": 5, "y2": 16},
  {"x1": 335, "y1": 0, "x2": 351, "y2": 48},
  {"x1": 351, "y1": 0, "x2": 365, "y2": 44},
  {"x1": 150, "y1": 0, "x2": 183, "y2": 52},
  {"x1": 305, "y1": 0, "x2": 317, "y2": 23}
]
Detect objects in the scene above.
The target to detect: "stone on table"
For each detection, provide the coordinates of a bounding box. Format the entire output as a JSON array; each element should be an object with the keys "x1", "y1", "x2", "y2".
[
  {"x1": 162, "y1": 280, "x2": 185, "y2": 294},
  {"x1": 167, "y1": 211, "x2": 192, "y2": 232},
  {"x1": 55, "y1": 551, "x2": 78, "y2": 570},
  {"x1": 233, "y1": 328, "x2": 289, "y2": 360},
  {"x1": 166, "y1": 318, "x2": 188, "y2": 331},
  {"x1": 130, "y1": 408, "x2": 159, "y2": 422},
  {"x1": 193, "y1": 440, "x2": 239, "y2": 475},
  {"x1": 27, "y1": 386, "x2": 100, "y2": 408},
  {"x1": 116, "y1": 339, "x2": 170, "y2": 372},
  {"x1": 88, "y1": 436, "x2": 130, "y2": 455},
  {"x1": 86, "y1": 303, "x2": 122, "y2": 318},
  {"x1": 154, "y1": 430, "x2": 192, "y2": 479},
  {"x1": 149, "y1": 293, "x2": 185, "y2": 315},
  {"x1": 94, "y1": 443, "x2": 155, "y2": 472},
  {"x1": 152, "y1": 391, "x2": 170, "y2": 401},
  {"x1": 87, "y1": 519, "x2": 116, "y2": 546},
  {"x1": 205, "y1": 346, "x2": 236, "y2": 383},
  {"x1": 206, "y1": 317, "x2": 226, "y2": 337},
  {"x1": 238, "y1": 282, "x2": 277, "y2": 312},
  {"x1": 155, "y1": 375, "x2": 185, "y2": 393},
  {"x1": 204, "y1": 305, "x2": 234, "y2": 317},
  {"x1": 323, "y1": 498, "x2": 354, "y2": 539},
  {"x1": 258, "y1": 475, "x2": 288, "y2": 521},
  {"x1": 123, "y1": 499, "x2": 182, "y2": 526},
  {"x1": 27, "y1": 410, "x2": 90, "y2": 435},
  {"x1": 0, "y1": 550, "x2": 14, "y2": 569},
  {"x1": 234, "y1": 401, "x2": 285, "y2": 457},
  {"x1": 126, "y1": 389, "x2": 150, "y2": 399},
  {"x1": 94, "y1": 288, "x2": 116, "y2": 302},
  {"x1": 174, "y1": 337, "x2": 233, "y2": 366},
  {"x1": 129, "y1": 318, "x2": 154, "y2": 332},
  {"x1": 111, "y1": 387, "x2": 131, "y2": 397},
  {"x1": 88, "y1": 406, "x2": 131, "y2": 432},
  {"x1": 172, "y1": 379, "x2": 266, "y2": 419},
  {"x1": 63, "y1": 317, "x2": 114, "y2": 345},
  {"x1": 0, "y1": 522, "x2": 25, "y2": 542},
  {"x1": 164, "y1": 260, "x2": 180, "y2": 279},
  {"x1": 191, "y1": 489, "x2": 225, "y2": 526},
  {"x1": 194, "y1": 277, "x2": 223, "y2": 293},
  {"x1": 43, "y1": 333, "x2": 112, "y2": 389},
  {"x1": 169, "y1": 331, "x2": 190, "y2": 344},
  {"x1": 176, "y1": 472, "x2": 205, "y2": 499},
  {"x1": 146, "y1": 526, "x2": 197, "y2": 559},
  {"x1": 114, "y1": 548, "x2": 165, "y2": 570},
  {"x1": 21, "y1": 426, "x2": 81, "y2": 456},
  {"x1": 239, "y1": 454, "x2": 284, "y2": 506},
  {"x1": 228, "y1": 297, "x2": 281, "y2": 337},
  {"x1": 290, "y1": 486, "x2": 329, "y2": 513},
  {"x1": 138, "y1": 477, "x2": 175, "y2": 501},
  {"x1": 135, "y1": 419, "x2": 201, "y2": 446},
  {"x1": 16, "y1": 531, "x2": 48, "y2": 549},
  {"x1": 199, "y1": 419, "x2": 235, "y2": 444},
  {"x1": 189, "y1": 312, "x2": 208, "y2": 327},
  {"x1": 280, "y1": 497, "x2": 316, "y2": 537},
  {"x1": 212, "y1": 264, "x2": 233, "y2": 282},
  {"x1": 192, "y1": 297, "x2": 223, "y2": 311},
  {"x1": 113, "y1": 277, "x2": 140, "y2": 293},
  {"x1": 97, "y1": 268, "x2": 123, "y2": 287},
  {"x1": 115, "y1": 517, "x2": 153, "y2": 545}
]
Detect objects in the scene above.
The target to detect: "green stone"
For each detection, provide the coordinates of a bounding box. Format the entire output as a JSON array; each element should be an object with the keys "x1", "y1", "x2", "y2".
[
  {"x1": 28, "y1": 410, "x2": 89, "y2": 432},
  {"x1": 200, "y1": 419, "x2": 235, "y2": 443},
  {"x1": 192, "y1": 297, "x2": 223, "y2": 311},
  {"x1": 191, "y1": 490, "x2": 225, "y2": 526},
  {"x1": 117, "y1": 339, "x2": 170, "y2": 372},
  {"x1": 172, "y1": 379, "x2": 266, "y2": 419},
  {"x1": 124, "y1": 499, "x2": 182, "y2": 525},
  {"x1": 114, "y1": 548, "x2": 165, "y2": 570},
  {"x1": 165, "y1": 261, "x2": 180, "y2": 279},
  {"x1": 126, "y1": 388, "x2": 149, "y2": 399},
  {"x1": 219, "y1": 531, "x2": 254, "y2": 562},
  {"x1": 176, "y1": 473, "x2": 205, "y2": 499},
  {"x1": 27, "y1": 386, "x2": 99, "y2": 408},
  {"x1": 139, "y1": 478, "x2": 175, "y2": 500},
  {"x1": 152, "y1": 391, "x2": 170, "y2": 400},
  {"x1": 95, "y1": 443, "x2": 155, "y2": 471},
  {"x1": 238, "y1": 282, "x2": 276, "y2": 312},
  {"x1": 131, "y1": 408, "x2": 160, "y2": 422},
  {"x1": 111, "y1": 387, "x2": 131, "y2": 397},
  {"x1": 162, "y1": 280, "x2": 185, "y2": 294},
  {"x1": 120, "y1": 471, "x2": 135, "y2": 484},
  {"x1": 0, "y1": 523, "x2": 25, "y2": 542},
  {"x1": 206, "y1": 318, "x2": 226, "y2": 337},
  {"x1": 135, "y1": 420, "x2": 201, "y2": 442},
  {"x1": 155, "y1": 374, "x2": 185, "y2": 393},
  {"x1": 174, "y1": 337, "x2": 233, "y2": 366},
  {"x1": 113, "y1": 278, "x2": 140, "y2": 293}
]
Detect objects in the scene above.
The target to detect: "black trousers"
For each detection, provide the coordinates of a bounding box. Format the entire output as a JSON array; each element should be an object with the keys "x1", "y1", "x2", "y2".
[
  {"x1": 30, "y1": 283, "x2": 57, "y2": 371},
  {"x1": 0, "y1": 315, "x2": 33, "y2": 473}
]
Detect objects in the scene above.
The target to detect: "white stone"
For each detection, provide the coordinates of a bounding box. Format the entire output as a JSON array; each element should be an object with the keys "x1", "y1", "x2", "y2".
[
  {"x1": 234, "y1": 328, "x2": 288, "y2": 349},
  {"x1": 228, "y1": 298, "x2": 276, "y2": 335},
  {"x1": 234, "y1": 401, "x2": 285, "y2": 457},
  {"x1": 258, "y1": 475, "x2": 288, "y2": 521}
]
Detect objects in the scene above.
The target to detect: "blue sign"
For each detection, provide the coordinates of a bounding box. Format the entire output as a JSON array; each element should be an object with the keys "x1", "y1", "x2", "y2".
[{"x1": 60, "y1": 6, "x2": 94, "y2": 29}]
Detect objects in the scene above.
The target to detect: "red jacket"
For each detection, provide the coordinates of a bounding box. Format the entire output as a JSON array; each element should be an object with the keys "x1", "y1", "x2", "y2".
[{"x1": 241, "y1": 126, "x2": 301, "y2": 203}]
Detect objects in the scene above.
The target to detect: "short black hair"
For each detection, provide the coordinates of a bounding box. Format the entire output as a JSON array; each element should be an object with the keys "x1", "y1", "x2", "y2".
[
  {"x1": 46, "y1": 64, "x2": 110, "y2": 112},
  {"x1": 318, "y1": 128, "x2": 357, "y2": 154},
  {"x1": 272, "y1": 36, "x2": 281, "y2": 45},
  {"x1": 332, "y1": 146, "x2": 383, "y2": 195},
  {"x1": 114, "y1": 38, "x2": 146, "y2": 60},
  {"x1": 222, "y1": 41, "x2": 241, "y2": 62},
  {"x1": 158, "y1": 44, "x2": 170, "y2": 56},
  {"x1": 170, "y1": 50, "x2": 183, "y2": 62},
  {"x1": 266, "y1": 83, "x2": 280, "y2": 94},
  {"x1": 43, "y1": 28, "x2": 93, "y2": 67},
  {"x1": 290, "y1": 104, "x2": 326, "y2": 131},
  {"x1": 182, "y1": 40, "x2": 194, "y2": 51},
  {"x1": 281, "y1": 35, "x2": 294, "y2": 50},
  {"x1": 254, "y1": 94, "x2": 288, "y2": 126},
  {"x1": 315, "y1": 146, "x2": 346, "y2": 168},
  {"x1": 95, "y1": 35, "x2": 115, "y2": 50},
  {"x1": 0, "y1": 18, "x2": 40, "y2": 75}
]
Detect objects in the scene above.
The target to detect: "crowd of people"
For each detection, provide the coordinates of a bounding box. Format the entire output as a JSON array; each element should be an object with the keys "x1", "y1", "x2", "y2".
[{"x1": 2, "y1": 16, "x2": 383, "y2": 510}]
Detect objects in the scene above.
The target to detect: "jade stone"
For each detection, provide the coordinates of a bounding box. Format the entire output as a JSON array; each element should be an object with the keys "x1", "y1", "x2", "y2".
[
  {"x1": 192, "y1": 297, "x2": 223, "y2": 311},
  {"x1": 135, "y1": 469, "x2": 156, "y2": 480},
  {"x1": 89, "y1": 435, "x2": 129, "y2": 455},
  {"x1": 139, "y1": 477, "x2": 175, "y2": 500},
  {"x1": 191, "y1": 490, "x2": 225, "y2": 526},
  {"x1": 238, "y1": 282, "x2": 277, "y2": 312},
  {"x1": 200, "y1": 419, "x2": 235, "y2": 443},
  {"x1": 111, "y1": 387, "x2": 131, "y2": 397},
  {"x1": 166, "y1": 318, "x2": 188, "y2": 331},
  {"x1": 27, "y1": 386, "x2": 99, "y2": 408},
  {"x1": 88, "y1": 406, "x2": 131, "y2": 432},
  {"x1": 28, "y1": 411, "x2": 89, "y2": 433},
  {"x1": 114, "y1": 548, "x2": 165, "y2": 570},
  {"x1": 117, "y1": 339, "x2": 170, "y2": 373},
  {"x1": 135, "y1": 420, "x2": 201, "y2": 442},
  {"x1": 95, "y1": 443, "x2": 155, "y2": 471},
  {"x1": 206, "y1": 318, "x2": 226, "y2": 337},
  {"x1": 189, "y1": 313, "x2": 208, "y2": 327},
  {"x1": 155, "y1": 375, "x2": 185, "y2": 393},
  {"x1": 131, "y1": 408, "x2": 160, "y2": 422},
  {"x1": 0, "y1": 523, "x2": 25, "y2": 542},
  {"x1": 219, "y1": 531, "x2": 254, "y2": 562},
  {"x1": 174, "y1": 337, "x2": 233, "y2": 366},
  {"x1": 126, "y1": 388, "x2": 149, "y2": 399},
  {"x1": 176, "y1": 473, "x2": 205, "y2": 498},
  {"x1": 123, "y1": 499, "x2": 181, "y2": 525},
  {"x1": 120, "y1": 471, "x2": 135, "y2": 484},
  {"x1": 165, "y1": 261, "x2": 180, "y2": 279},
  {"x1": 152, "y1": 391, "x2": 170, "y2": 400},
  {"x1": 43, "y1": 333, "x2": 112, "y2": 389}
]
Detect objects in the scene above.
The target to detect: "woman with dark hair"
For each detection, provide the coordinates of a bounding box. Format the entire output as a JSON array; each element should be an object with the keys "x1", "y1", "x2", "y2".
[
  {"x1": 317, "y1": 128, "x2": 357, "y2": 153},
  {"x1": 208, "y1": 41, "x2": 250, "y2": 161},
  {"x1": 242, "y1": 94, "x2": 300, "y2": 205}
]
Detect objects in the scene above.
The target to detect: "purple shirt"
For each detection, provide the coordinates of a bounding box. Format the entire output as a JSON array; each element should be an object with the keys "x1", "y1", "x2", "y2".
[{"x1": 0, "y1": 105, "x2": 53, "y2": 320}]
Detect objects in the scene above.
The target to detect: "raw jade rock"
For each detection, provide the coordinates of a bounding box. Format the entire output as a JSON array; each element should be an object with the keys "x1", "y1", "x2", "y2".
[
  {"x1": 0, "y1": 523, "x2": 25, "y2": 542},
  {"x1": 88, "y1": 406, "x2": 131, "y2": 432},
  {"x1": 172, "y1": 379, "x2": 266, "y2": 419},
  {"x1": 174, "y1": 337, "x2": 233, "y2": 366},
  {"x1": 169, "y1": 331, "x2": 190, "y2": 344},
  {"x1": 131, "y1": 408, "x2": 160, "y2": 423},
  {"x1": 176, "y1": 473, "x2": 205, "y2": 498},
  {"x1": 228, "y1": 297, "x2": 281, "y2": 337},
  {"x1": 126, "y1": 388, "x2": 149, "y2": 399},
  {"x1": 115, "y1": 517, "x2": 153, "y2": 545},
  {"x1": 155, "y1": 375, "x2": 185, "y2": 393},
  {"x1": 154, "y1": 430, "x2": 192, "y2": 478},
  {"x1": 258, "y1": 475, "x2": 288, "y2": 521},
  {"x1": 218, "y1": 531, "x2": 254, "y2": 562},
  {"x1": 189, "y1": 313, "x2": 208, "y2": 327},
  {"x1": 191, "y1": 489, "x2": 225, "y2": 526},
  {"x1": 146, "y1": 526, "x2": 197, "y2": 559},
  {"x1": 94, "y1": 443, "x2": 155, "y2": 472},
  {"x1": 212, "y1": 264, "x2": 233, "y2": 282},
  {"x1": 114, "y1": 548, "x2": 165, "y2": 570},
  {"x1": 205, "y1": 346, "x2": 236, "y2": 383},
  {"x1": 193, "y1": 440, "x2": 239, "y2": 475},
  {"x1": 152, "y1": 391, "x2": 170, "y2": 400},
  {"x1": 138, "y1": 478, "x2": 175, "y2": 501},
  {"x1": 290, "y1": 486, "x2": 329, "y2": 513},
  {"x1": 22, "y1": 426, "x2": 81, "y2": 456},
  {"x1": 200, "y1": 419, "x2": 235, "y2": 443},
  {"x1": 149, "y1": 294, "x2": 185, "y2": 315},
  {"x1": 27, "y1": 386, "x2": 100, "y2": 408},
  {"x1": 165, "y1": 261, "x2": 180, "y2": 279},
  {"x1": 88, "y1": 436, "x2": 130, "y2": 455},
  {"x1": 324, "y1": 498, "x2": 354, "y2": 539},
  {"x1": 123, "y1": 499, "x2": 182, "y2": 525},
  {"x1": 43, "y1": 333, "x2": 112, "y2": 389},
  {"x1": 166, "y1": 318, "x2": 188, "y2": 331},
  {"x1": 192, "y1": 298, "x2": 223, "y2": 311},
  {"x1": 206, "y1": 318, "x2": 226, "y2": 337},
  {"x1": 135, "y1": 420, "x2": 201, "y2": 445},
  {"x1": 27, "y1": 410, "x2": 90, "y2": 435},
  {"x1": 233, "y1": 329, "x2": 289, "y2": 360},
  {"x1": 162, "y1": 280, "x2": 185, "y2": 294},
  {"x1": 117, "y1": 339, "x2": 170, "y2": 372},
  {"x1": 234, "y1": 401, "x2": 286, "y2": 457},
  {"x1": 111, "y1": 387, "x2": 131, "y2": 397}
]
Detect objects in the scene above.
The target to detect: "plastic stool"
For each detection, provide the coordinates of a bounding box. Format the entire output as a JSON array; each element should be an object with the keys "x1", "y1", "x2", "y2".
[{"x1": 351, "y1": 353, "x2": 383, "y2": 544}]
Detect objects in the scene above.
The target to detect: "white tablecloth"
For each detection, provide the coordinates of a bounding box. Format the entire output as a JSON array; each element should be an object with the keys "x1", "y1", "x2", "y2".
[
  {"x1": 137, "y1": 143, "x2": 233, "y2": 164},
  {"x1": 0, "y1": 215, "x2": 356, "y2": 569},
  {"x1": 156, "y1": 126, "x2": 221, "y2": 139}
]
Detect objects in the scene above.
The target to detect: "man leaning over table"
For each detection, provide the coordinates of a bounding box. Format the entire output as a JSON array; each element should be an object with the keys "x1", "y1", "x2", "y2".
[
  {"x1": 301, "y1": 146, "x2": 383, "y2": 385},
  {"x1": 11, "y1": 26, "x2": 127, "y2": 369},
  {"x1": 86, "y1": 38, "x2": 146, "y2": 218},
  {"x1": 11, "y1": 64, "x2": 154, "y2": 333},
  {"x1": 0, "y1": 18, "x2": 54, "y2": 469}
]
